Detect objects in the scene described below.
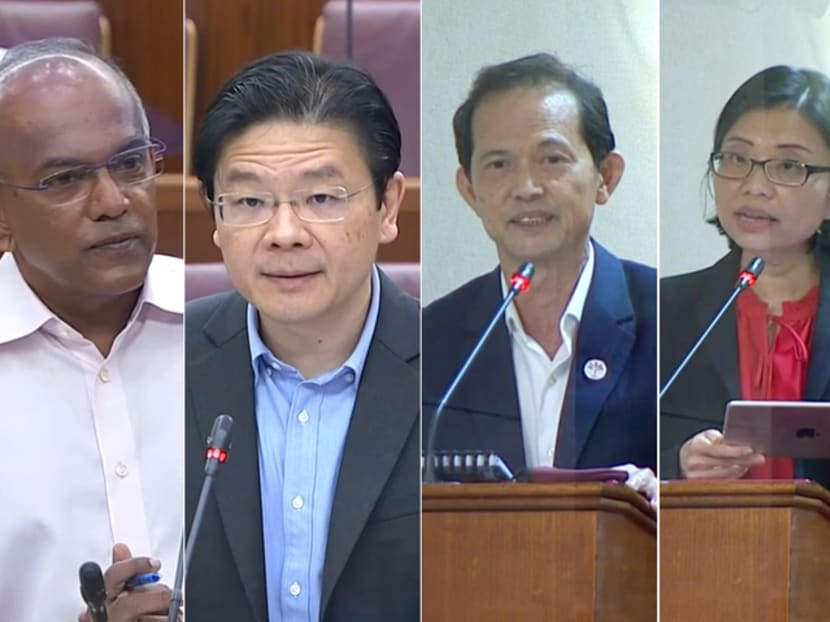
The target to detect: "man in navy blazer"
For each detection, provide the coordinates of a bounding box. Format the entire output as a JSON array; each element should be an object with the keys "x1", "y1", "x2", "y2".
[{"x1": 423, "y1": 53, "x2": 656, "y2": 481}]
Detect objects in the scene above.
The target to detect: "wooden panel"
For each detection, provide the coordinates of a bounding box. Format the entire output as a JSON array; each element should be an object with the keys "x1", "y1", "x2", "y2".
[
  {"x1": 423, "y1": 483, "x2": 656, "y2": 622},
  {"x1": 97, "y1": 0, "x2": 184, "y2": 173},
  {"x1": 156, "y1": 174, "x2": 183, "y2": 258},
  {"x1": 185, "y1": 176, "x2": 420, "y2": 263},
  {"x1": 660, "y1": 481, "x2": 830, "y2": 622},
  {"x1": 186, "y1": 0, "x2": 327, "y2": 163}
]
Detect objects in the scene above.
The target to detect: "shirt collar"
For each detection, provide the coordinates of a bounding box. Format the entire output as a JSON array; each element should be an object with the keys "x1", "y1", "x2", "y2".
[
  {"x1": 247, "y1": 264, "x2": 382, "y2": 384},
  {"x1": 0, "y1": 253, "x2": 183, "y2": 346},
  {"x1": 502, "y1": 239, "x2": 595, "y2": 344}
]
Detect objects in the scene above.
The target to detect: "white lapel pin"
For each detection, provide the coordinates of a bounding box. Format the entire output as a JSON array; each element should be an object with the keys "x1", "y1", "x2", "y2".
[{"x1": 583, "y1": 358, "x2": 607, "y2": 381}]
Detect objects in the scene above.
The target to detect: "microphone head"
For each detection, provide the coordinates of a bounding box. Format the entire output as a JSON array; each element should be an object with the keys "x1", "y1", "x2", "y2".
[
  {"x1": 737, "y1": 256, "x2": 765, "y2": 289},
  {"x1": 207, "y1": 414, "x2": 233, "y2": 452},
  {"x1": 79, "y1": 561, "x2": 106, "y2": 605},
  {"x1": 205, "y1": 414, "x2": 234, "y2": 468},
  {"x1": 509, "y1": 262, "x2": 535, "y2": 294}
]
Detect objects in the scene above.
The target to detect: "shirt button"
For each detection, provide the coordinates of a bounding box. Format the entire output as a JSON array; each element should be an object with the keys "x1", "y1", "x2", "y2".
[
  {"x1": 298, "y1": 410, "x2": 309, "y2": 425},
  {"x1": 547, "y1": 376, "x2": 557, "y2": 386},
  {"x1": 345, "y1": 372, "x2": 355, "y2": 384},
  {"x1": 291, "y1": 495, "x2": 304, "y2": 510},
  {"x1": 288, "y1": 581, "x2": 301, "y2": 597},
  {"x1": 60, "y1": 328, "x2": 72, "y2": 339},
  {"x1": 99, "y1": 368, "x2": 111, "y2": 383},
  {"x1": 115, "y1": 462, "x2": 129, "y2": 478},
  {"x1": 265, "y1": 367, "x2": 273, "y2": 376}
]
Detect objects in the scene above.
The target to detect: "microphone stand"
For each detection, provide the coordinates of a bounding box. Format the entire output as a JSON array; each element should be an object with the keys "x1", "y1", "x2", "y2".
[
  {"x1": 659, "y1": 256, "x2": 764, "y2": 399},
  {"x1": 166, "y1": 415, "x2": 233, "y2": 622},
  {"x1": 423, "y1": 263, "x2": 534, "y2": 483}
]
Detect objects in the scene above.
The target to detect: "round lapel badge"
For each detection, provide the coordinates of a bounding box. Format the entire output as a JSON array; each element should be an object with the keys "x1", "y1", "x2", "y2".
[{"x1": 583, "y1": 358, "x2": 607, "y2": 381}]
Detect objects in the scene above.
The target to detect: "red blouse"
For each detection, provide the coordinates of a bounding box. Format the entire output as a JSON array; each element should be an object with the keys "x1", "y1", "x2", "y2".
[{"x1": 736, "y1": 284, "x2": 819, "y2": 478}]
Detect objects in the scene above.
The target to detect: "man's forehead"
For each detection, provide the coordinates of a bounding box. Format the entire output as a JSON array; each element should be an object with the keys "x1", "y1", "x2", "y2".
[
  {"x1": 0, "y1": 56, "x2": 139, "y2": 167},
  {"x1": 0, "y1": 54, "x2": 119, "y2": 99}
]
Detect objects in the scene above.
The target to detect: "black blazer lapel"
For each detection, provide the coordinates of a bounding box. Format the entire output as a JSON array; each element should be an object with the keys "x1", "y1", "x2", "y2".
[
  {"x1": 805, "y1": 250, "x2": 830, "y2": 400},
  {"x1": 454, "y1": 268, "x2": 526, "y2": 471},
  {"x1": 321, "y1": 274, "x2": 419, "y2": 614},
  {"x1": 556, "y1": 244, "x2": 636, "y2": 467},
  {"x1": 189, "y1": 295, "x2": 268, "y2": 621},
  {"x1": 696, "y1": 251, "x2": 742, "y2": 401}
]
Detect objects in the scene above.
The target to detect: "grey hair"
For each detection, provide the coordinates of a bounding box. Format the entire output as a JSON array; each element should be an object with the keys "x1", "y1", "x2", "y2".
[{"x1": 0, "y1": 37, "x2": 149, "y2": 136}]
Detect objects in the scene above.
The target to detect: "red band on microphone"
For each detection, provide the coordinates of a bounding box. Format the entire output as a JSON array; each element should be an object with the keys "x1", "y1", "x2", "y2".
[
  {"x1": 510, "y1": 273, "x2": 531, "y2": 293},
  {"x1": 206, "y1": 447, "x2": 228, "y2": 463},
  {"x1": 738, "y1": 269, "x2": 758, "y2": 288}
]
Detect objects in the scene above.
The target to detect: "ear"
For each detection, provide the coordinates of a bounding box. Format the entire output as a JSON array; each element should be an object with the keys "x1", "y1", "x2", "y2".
[
  {"x1": 595, "y1": 152, "x2": 625, "y2": 205},
  {"x1": 212, "y1": 228, "x2": 221, "y2": 249},
  {"x1": 0, "y1": 200, "x2": 14, "y2": 252},
  {"x1": 378, "y1": 171, "x2": 405, "y2": 245},
  {"x1": 455, "y1": 167, "x2": 481, "y2": 216}
]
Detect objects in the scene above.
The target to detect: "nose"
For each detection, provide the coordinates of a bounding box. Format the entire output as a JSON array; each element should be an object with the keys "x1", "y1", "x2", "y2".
[
  {"x1": 511, "y1": 162, "x2": 544, "y2": 201},
  {"x1": 261, "y1": 202, "x2": 313, "y2": 248},
  {"x1": 87, "y1": 168, "x2": 129, "y2": 220},
  {"x1": 741, "y1": 160, "x2": 775, "y2": 197}
]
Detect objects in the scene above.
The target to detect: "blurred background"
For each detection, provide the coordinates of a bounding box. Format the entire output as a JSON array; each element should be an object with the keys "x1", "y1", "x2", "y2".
[
  {"x1": 184, "y1": 0, "x2": 420, "y2": 274},
  {"x1": 660, "y1": 0, "x2": 830, "y2": 276},
  {"x1": 0, "y1": 0, "x2": 421, "y2": 292},
  {"x1": 420, "y1": 0, "x2": 658, "y2": 303},
  {"x1": 0, "y1": 0, "x2": 183, "y2": 257}
]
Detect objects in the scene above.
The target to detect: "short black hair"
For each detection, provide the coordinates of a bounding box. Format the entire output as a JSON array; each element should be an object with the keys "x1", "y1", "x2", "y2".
[
  {"x1": 193, "y1": 51, "x2": 401, "y2": 207},
  {"x1": 452, "y1": 52, "x2": 615, "y2": 176},
  {"x1": 707, "y1": 65, "x2": 830, "y2": 252}
]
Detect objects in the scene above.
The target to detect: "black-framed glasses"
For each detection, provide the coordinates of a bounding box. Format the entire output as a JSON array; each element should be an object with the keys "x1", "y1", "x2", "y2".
[
  {"x1": 210, "y1": 181, "x2": 374, "y2": 226},
  {"x1": 710, "y1": 151, "x2": 830, "y2": 187},
  {"x1": 0, "y1": 139, "x2": 166, "y2": 205}
]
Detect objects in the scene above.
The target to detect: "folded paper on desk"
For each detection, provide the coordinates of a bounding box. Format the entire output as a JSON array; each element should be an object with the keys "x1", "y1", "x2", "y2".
[{"x1": 530, "y1": 467, "x2": 629, "y2": 483}]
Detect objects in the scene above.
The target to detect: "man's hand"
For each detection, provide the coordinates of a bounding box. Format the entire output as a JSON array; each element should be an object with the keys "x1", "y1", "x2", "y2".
[
  {"x1": 612, "y1": 463, "x2": 658, "y2": 508},
  {"x1": 680, "y1": 429, "x2": 765, "y2": 479},
  {"x1": 78, "y1": 543, "x2": 181, "y2": 622}
]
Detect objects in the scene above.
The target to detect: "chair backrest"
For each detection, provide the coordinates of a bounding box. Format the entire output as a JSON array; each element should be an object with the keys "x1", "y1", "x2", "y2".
[
  {"x1": 0, "y1": 1, "x2": 109, "y2": 55},
  {"x1": 186, "y1": 261, "x2": 420, "y2": 302},
  {"x1": 184, "y1": 17, "x2": 198, "y2": 174},
  {"x1": 313, "y1": 0, "x2": 420, "y2": 177}
]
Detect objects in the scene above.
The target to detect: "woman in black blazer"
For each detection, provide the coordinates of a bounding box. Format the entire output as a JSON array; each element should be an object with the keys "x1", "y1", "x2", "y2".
[{"x1": 661, "y1": 65, "x2": 830, "y2": 486}]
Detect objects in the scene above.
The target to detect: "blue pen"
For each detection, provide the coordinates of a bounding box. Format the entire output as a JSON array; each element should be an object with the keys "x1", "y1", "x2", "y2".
[{"x1": 125, "y1": 572, "x2": 161, "y2": 589}]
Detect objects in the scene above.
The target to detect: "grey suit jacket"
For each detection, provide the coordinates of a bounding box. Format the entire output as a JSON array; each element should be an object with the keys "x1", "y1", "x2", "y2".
[{"x1": 184, "y1": 270, "x2": 420, "y2": 621}]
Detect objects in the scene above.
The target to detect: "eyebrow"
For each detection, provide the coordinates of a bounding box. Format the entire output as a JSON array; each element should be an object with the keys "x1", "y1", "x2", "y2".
[
  {"x1": 477, "y1": 137, "x2": 573, "y2": 162},
  {"x1": 723, "y1": 136, "x2": 812, "y2": 153},
  {"x1": 223, "y1": 164, "x2": 347, "y2": 185},
  {"x1": 300, "y1": 164, "x2": 346, "y2": 181},
  {"x1": 36, "y1": 136, "x2": 149, "y2": 171}
]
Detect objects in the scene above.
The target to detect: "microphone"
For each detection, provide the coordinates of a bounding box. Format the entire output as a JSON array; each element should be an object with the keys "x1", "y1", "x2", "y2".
[
  {"x1": 79, "y1": 561, "x2": 107, "y2": 622},
  {"x1": 423, "y1": 262, "x2": 535, "y2": 483},
  {"x1": 166, "y1": 414, "x2": 234, "y2": 622},
  {"x1": 659, "y1": 256, "x2": 764, "y2": 399}
]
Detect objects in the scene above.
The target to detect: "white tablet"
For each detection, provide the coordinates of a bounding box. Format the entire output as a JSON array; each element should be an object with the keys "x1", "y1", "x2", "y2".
[{"x1": 723, "y1": 400, "x2": 830, "y2": 459}]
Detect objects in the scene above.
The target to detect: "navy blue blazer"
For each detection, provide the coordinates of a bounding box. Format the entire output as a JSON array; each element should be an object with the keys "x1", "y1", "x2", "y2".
[
  {"x1": 661, "y1": 248, "x2": 830, "y2": 487},
  {"x1": 423, "y1": 241, "x2": 657, "y2": 476}
]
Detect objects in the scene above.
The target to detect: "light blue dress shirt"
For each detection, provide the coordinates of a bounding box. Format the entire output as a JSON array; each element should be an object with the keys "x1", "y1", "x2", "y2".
[{"x1": 246, "y1": 266, "x2": 381, "y2": 622}]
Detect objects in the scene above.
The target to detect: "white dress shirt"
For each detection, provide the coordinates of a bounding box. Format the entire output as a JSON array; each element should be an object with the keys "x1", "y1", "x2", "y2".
[
  {"x1": 0, "y1": 253, "x2": 183, "y2": 622},
  {"x1": 503, "y1": 242, "x2": 595, "y2": 468}
]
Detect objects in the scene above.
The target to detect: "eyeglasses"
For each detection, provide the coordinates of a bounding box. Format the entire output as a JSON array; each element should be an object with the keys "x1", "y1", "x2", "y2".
[
  {"x1": 211, "y1": 182, "x2": 374, "y2": 226},
  {"x1": 710, "y1": 151, "x2": 830, "y2": 187},
  {"x1": 0, "y1": 139, "x2": 166, "y2": 205}
]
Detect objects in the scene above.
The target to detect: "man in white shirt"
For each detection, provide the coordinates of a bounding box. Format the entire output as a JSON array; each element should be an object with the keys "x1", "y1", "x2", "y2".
[
  {"x1": 423, "y1": 53, "x2": 657, "y2": 502},
  {"x1": 0, "y1": 38, "x2": 182, "y2": 621}
]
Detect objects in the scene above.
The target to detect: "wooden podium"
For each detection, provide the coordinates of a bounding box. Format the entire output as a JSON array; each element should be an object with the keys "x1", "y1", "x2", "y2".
[
  {"x1": 422, "y1": 482, "x2": 656, "y2": 621},
  {"x1": 661, "y1": 481, "x2": 830, "y2": 622}
]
